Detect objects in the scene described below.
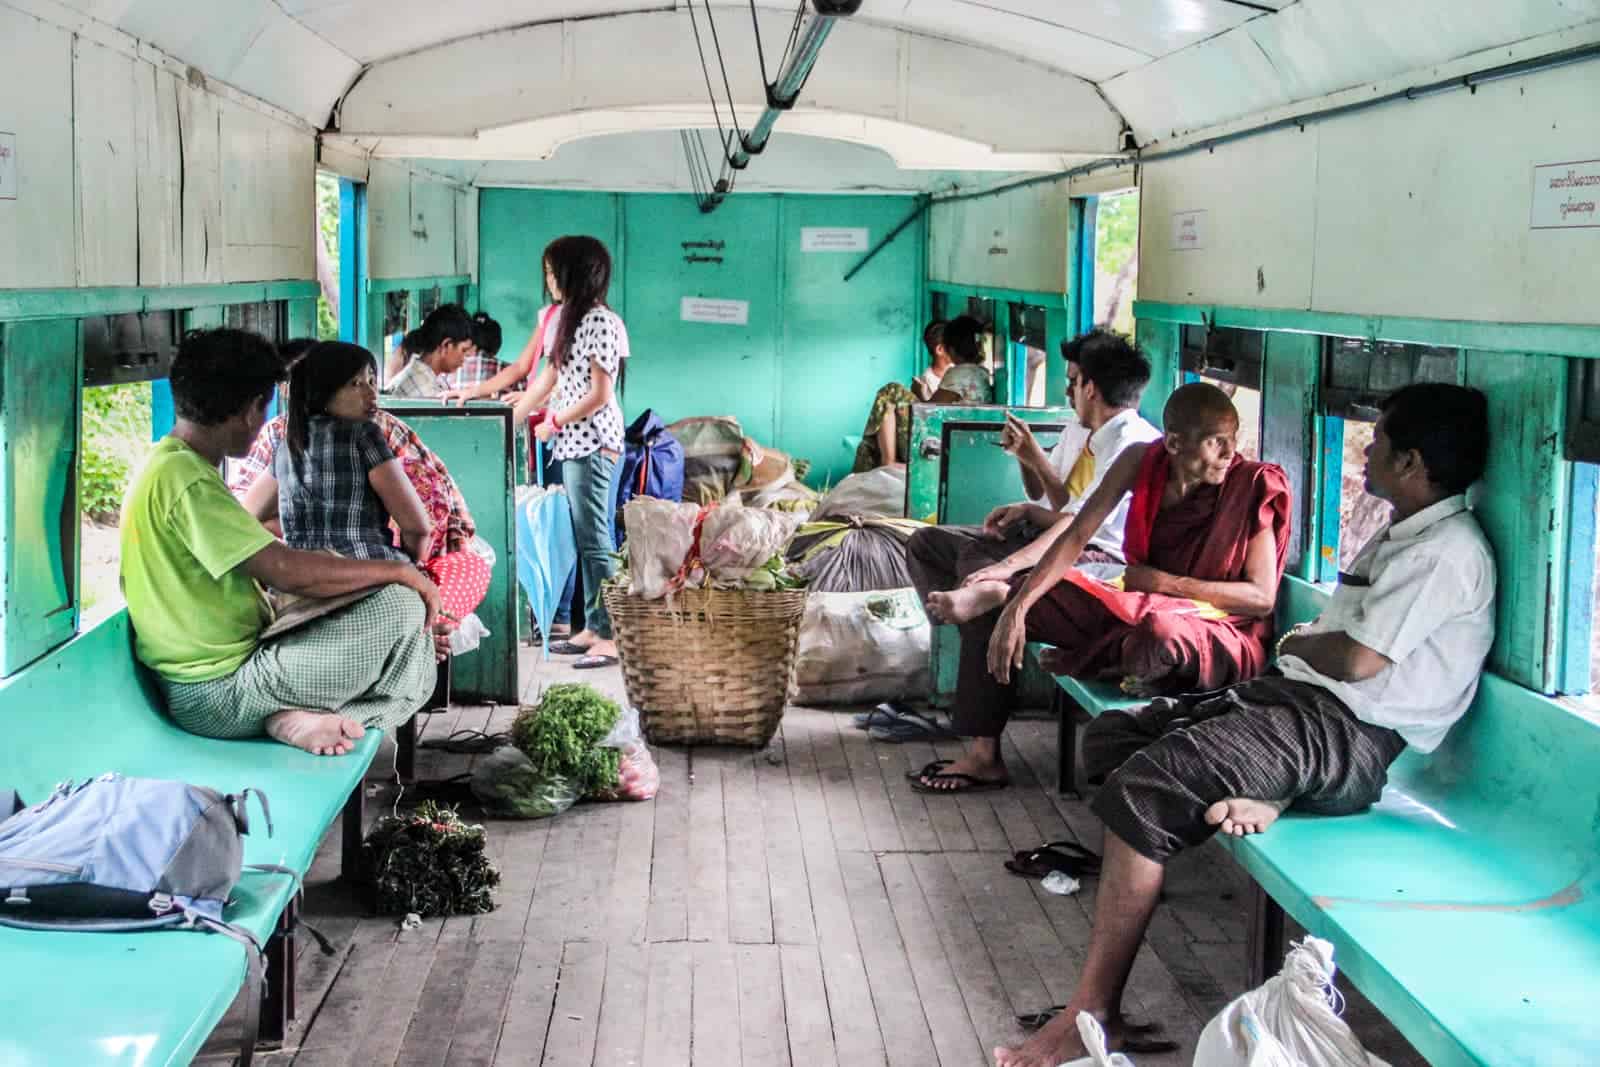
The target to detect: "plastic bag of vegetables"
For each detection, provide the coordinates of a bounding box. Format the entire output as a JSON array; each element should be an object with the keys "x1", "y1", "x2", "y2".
[{"x1": 469, "y1": 746, "x2": 580, "y2": 819}]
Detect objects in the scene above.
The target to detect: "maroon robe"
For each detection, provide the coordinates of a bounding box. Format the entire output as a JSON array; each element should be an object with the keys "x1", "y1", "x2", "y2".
[{"x1": 1029, "y1": 442, "x2": 1292, "y2": 691}]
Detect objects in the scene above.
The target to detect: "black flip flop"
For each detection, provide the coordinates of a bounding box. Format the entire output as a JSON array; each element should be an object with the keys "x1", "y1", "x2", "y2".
[
  {"x1": 548, "y1": 640, "x2": 591, "y2": 656},
  {"x1": 853, "y1": 704, "x2": 905, "y2": 731},
  {"x1": 905, "y1": 759, "x2": 952, "y2": 783},
  {"x1": 1004, "y1": 839, "x2": 1102, "y2": 880},
  {"x1": 1015, "y1": 1012, "x2": 1177, "y2": 1054},
  {"x1": 909, "y1": 772, "x2": 1008, "y2": 795}
]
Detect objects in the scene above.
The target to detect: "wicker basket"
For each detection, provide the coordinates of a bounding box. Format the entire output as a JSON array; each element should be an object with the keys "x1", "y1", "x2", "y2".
[{"x1": 603, "y1": 583, "x2": 807, "y2": 746}]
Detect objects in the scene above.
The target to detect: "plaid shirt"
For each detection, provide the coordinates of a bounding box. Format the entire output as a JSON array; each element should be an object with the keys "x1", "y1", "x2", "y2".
[
  {"x1": 445, "y1": 353, "x2": 503, "y2": 392},
  {"x1": 386, "y1": 357, "x2": 446, "y2": 398},
  {"x1": 233, "y1": 413, "x2": 476, "y2": 559},
  {"x1": 274, "y1": 416, "x2": 407, "y2": 562}
]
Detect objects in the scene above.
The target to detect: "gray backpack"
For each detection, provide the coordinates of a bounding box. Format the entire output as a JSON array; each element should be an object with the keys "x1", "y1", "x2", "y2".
[{"x1": 0, "y1": 774, "x2": 305, "y2": 1065}]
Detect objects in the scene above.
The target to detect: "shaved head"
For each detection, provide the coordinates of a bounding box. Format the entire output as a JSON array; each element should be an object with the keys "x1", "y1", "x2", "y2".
[{"x1": 1163, "y1": 382, "x2": 1239, "y2": 440}]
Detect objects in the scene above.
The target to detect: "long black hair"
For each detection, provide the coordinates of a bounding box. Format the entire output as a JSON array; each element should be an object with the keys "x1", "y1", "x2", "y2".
[
  {"x1": 286, "y1": 341, "x2": 377, "y2": 481},
  {"x1": 543, "y1": 236, "x2": 612, "y2": 370},
  {"x1": 400, "y1": 303, "x2": 472, "y2": 359}
]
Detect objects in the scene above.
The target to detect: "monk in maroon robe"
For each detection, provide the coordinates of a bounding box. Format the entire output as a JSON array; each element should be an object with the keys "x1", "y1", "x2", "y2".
[{"x1": 917, "y1": 383, "x2": 1290, "y2": 793}]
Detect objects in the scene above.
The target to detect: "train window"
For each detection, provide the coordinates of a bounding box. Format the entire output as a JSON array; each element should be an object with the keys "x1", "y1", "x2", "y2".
[
  {"x1": 1332, "y1": 418, "x2": 1390, "y2": 569},
  {"x1": 382, "y1": 290, "x2": 411, "y2": 368},
  {"x1": 1566, "y1": 360, "x2": 1600, "y2": 464},
  {"x1": 1093, "y1": 189, "x2": 1138, "y2": 335},
  {"x1": 1009, "y1": 302, "x2": 1048, "y2": 406},
  {"x1": 418, "y1": 284, "x2": 443, "y2": 321},
  {"x1": 1180, "y1": 325, "x2": 1263, "y2": 459},
  {"x1": 80, "y1": 382, "x2": 154, "y2": 625}
]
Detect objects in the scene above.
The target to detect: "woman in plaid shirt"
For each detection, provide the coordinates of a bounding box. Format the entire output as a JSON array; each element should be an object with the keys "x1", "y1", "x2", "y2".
[{"x1": 237, "y1": 341, "x2": 492, "y2": 630}]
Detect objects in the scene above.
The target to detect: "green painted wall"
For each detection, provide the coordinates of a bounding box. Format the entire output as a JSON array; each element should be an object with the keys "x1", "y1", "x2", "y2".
[{"x1": 477, "y1": 190, "x2": 923, "y2": 485}]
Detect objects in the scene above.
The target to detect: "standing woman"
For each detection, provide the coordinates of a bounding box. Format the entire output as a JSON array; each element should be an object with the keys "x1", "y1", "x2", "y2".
[{"x1": 515, "y1": 236, "x2": 628, "y2": 669}]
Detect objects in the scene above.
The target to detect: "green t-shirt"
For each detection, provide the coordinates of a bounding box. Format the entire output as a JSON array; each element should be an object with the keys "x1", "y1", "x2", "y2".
[{"x1": 120, "y1": 437, "x2": 276, "y2": 683}]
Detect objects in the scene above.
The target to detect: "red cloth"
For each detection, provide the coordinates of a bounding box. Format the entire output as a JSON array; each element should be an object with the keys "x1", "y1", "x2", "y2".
[
  {"x1": 424, "y1": 549, "x2": 492, "y2": 624},
  {"x1": 1036, "y1": 442, "x2": 1292, "y2": 690}
]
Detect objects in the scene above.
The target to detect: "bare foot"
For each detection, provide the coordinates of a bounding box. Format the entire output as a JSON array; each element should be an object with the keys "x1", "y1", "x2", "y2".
[
  {"x1": 919, "y1": 750, "x2": 1008, "y2": 792},
  {"x1": 587, "y1": 638, "x2": 618, "y2": 659},
  {"x1": 266, "y1": 709, "x2": 366, "y2": 756},
  {"x1": 927, "y1": 580, "x2": 1010, "y2": 625},
  {"x1": 1205, "y1": 797, "x2": 1286, "y2": 837},
  {"x1": 994, "y1": 1008, "x2": 1102, "y2": 1066},
  {"x1": 566, "y1": 629, "x2": 600, "y2": 650}
]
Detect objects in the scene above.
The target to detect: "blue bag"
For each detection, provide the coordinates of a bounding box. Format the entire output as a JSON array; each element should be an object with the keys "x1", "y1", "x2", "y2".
[{"x1": 614, "y1": 409, "x2": 685, "y2": 547}]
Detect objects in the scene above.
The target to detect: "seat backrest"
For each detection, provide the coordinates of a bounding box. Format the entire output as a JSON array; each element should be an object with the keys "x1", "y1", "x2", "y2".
[{"x1": 0, "y1": 612, "x2": 176, "y2": 796}]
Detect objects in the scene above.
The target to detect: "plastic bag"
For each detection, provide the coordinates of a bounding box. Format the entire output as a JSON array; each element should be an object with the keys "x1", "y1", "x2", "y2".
[
  {"x1": 1193, "y1": 938, "x2": 1391, "y2": 1067},
  {"x1": 514, "y1": 485, "x2": 578, "y2": 653},
  {"x1": 623, "y1": 497, "x2": 703, "y2": 599},
  {"x1": 1059, "y1": 1011, "x2": 1137, "y2": 1067},
  {"x1": 698, "y1": 504, "x2": 804, "y2": 586},
  {"x1": 448, "y1": 612, "x2": 490, "y2": 656},
  {"x1": 813, "y1": 466, "x2": 907, "y2": 521},
  {"x1": 793, "y1": 588, "x2": 930, "y2": 705},
  {"x1": 787, "y1": 518, "x2": 925, "y2": 593},
  {"x1": 588, "y1": 705, "x2": 660, "y2": 802},
  {"x1": 469, "y1": 746, "x2": 580, "y2": 819}
]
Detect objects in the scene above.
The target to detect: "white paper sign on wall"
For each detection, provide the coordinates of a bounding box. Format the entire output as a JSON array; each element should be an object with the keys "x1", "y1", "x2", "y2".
[
  {"x1": 801, "y1": 227, "x2": 869, "y2": 252},
  {"x1": 1530, "y1": 159, "x2": 1600, "y2": 230},
  {"x1": 681, "y1": 297, "x2": 750, "y2": 326},
  {"x1": 1170, "y1": 210, "x2": 1206, "y2": 251},
  {"x1": 0, "y1": 133, "x2": 16, "y2": 200}
]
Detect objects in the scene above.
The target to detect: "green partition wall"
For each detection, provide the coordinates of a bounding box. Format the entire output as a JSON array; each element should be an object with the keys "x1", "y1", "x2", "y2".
[
  {"x1": 477, "y1": 189, "x2": 924, "y2": 487},
  {"x1": 382, "y1": 400, "x2": 520, "y2": 705}
]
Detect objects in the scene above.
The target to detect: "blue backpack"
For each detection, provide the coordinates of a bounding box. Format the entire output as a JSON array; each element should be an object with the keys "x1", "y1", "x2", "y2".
[
  {"x1": 614, "y1": 408, "x2": 685, "y2": 547},
  {"x1": 0, "y1": 774, "x2": 307, "y2": 1065}
]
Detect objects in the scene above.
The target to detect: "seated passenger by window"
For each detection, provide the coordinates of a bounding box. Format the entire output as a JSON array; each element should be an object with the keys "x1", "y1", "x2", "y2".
[
  {"x1": 444, "y1": 311, "x2": 504, "y2": 394},
  {"x1": 916, "y1": 382, "x2": 1291, "y2": 794},
  {"x1": 385, "y1": 303, "x2": 475, "y2": 398},
  {"x1": 238, "y1": 341, "x2": 492, "y2": 634},
  {"x1": 853, "y1": 315, "x2": 989, "y2": 472},
  {"x1": 999, "y1": 384, "x2": 1494, "y2": 1067},
  {"x1": 119, "y1": 329, "x2": 440, "y2": 758}
]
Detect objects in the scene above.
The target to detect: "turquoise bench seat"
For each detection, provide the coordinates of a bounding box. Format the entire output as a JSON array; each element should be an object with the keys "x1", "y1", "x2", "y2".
[
  {"x1": 0, "y1": 612, "x2": 381, "y2": 1065},
  {"x1": 1049, "y1": 576, "x2": 1600, "y2": 1065}
]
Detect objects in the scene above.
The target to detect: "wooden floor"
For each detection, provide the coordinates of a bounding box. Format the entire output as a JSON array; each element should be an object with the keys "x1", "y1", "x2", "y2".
[{"x1": 204, "y1": 647, "x2": 1428, "y2": 1067}]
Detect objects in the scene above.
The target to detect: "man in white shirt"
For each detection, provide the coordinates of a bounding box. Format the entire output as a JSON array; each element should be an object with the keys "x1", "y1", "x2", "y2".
[{"x1": 998, "y1": 383, "x2": 1494, "y2": 1067}]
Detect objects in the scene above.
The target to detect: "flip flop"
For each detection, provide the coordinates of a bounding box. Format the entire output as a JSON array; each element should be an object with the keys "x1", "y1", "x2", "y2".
[
  {"x1": 909, "y1": 772, "x2": 1008, "y2": 795},
  {"x1": 573, "y1": 654, "x2": 619, "y2": 670},
  {"x1": 905, "y1": 759, "x2": 952, "y2": 783},
  {"x1": 548, "y1": 640, "x2": 592, "y2": 656},
  {"x1": 853, "y1": 704, "x2": 906, "y2": 731},
  {"x1": 1004, "y1": 839, "x2": 1103, "y2": 880},
  {"x1": 868, "y1": 709, "x2": 959, "y2": 744},
  {"x1": 1013, "y1": 1012, "x2": 1177, "y2": 1053}
]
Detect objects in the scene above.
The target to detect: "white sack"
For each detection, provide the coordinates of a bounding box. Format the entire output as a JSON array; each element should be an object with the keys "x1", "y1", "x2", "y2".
[
  {"x1": 813, "y1": 466, "x2": 907, "y2": 521},
  {"x1": 623, "y1": 497, "x2": 702, "y2": 599},
  {"x1": 698, "y1": 503, "x2": 803, "y2": 586},
  {"x1": 793, "y1": 588, "x2": 930, "y2": 705}
]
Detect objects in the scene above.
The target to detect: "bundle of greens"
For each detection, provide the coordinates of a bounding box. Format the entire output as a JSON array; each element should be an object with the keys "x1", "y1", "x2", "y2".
[
  {"x1": 362, "y1": 801, "x2": 500, "y2": 917},
  {"x1": 511, "y1": 683, "x2": 623, "y2": 795}
]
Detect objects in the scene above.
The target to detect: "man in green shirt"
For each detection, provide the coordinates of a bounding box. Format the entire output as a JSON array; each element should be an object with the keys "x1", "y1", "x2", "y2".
[{"x1": 121, "y1": 329, "x2": 441, "y2": 756}]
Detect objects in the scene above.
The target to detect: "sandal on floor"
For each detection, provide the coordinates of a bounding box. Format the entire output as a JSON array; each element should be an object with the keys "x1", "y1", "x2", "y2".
[
  {"x1": 1004, "y1": 839, "x2": 1103, "y2": 880},
  {"x1": 548, "y1": 640, "x2": 592, "y2": 656},
  {"x1": 909, "y1": 771, "x2": 1008, "y2": 795},
  {"x1": 853, "y1": 703, "x2": 907, "y2": 731},
  {"x1": 868, "y1": 709, "x2": 958, "y2": 744},
  {"x1": 1015, "y1": 1012, "x2": 1176, "y2": 1054},
  {"x1": 573, "y1": 654, "x2": 619, "y2": 670},
  {"x1": 905, "y1": 759, "x2": 952, "y2": 783}
]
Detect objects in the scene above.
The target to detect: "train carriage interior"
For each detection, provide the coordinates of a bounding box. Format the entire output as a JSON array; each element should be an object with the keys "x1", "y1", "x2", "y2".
[{"x1": 2, "y1": 1, "x2": 1600, "y2": 1064}]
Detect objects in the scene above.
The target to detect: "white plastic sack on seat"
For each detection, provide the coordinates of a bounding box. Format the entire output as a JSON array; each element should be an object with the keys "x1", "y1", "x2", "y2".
[
  {"x1": 1193, "y1": 937, "x2": 1392, "y2": 1067},
  {"x1": 813, "y1": 466, "x2": 907, "y2": 521},
  {"x1": 793, "y1": 588, "x2": 930, "y2": 705}
]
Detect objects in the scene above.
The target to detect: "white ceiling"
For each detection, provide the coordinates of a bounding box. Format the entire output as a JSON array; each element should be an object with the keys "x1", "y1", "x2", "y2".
[{"x1": 42, "y1": 0, "x2": 1600, "y2": 180}]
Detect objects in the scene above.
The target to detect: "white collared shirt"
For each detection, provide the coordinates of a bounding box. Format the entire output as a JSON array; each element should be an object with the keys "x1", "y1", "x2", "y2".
[
  {"x1": 1277, "y1": 495, "x2": 1496, "y2": 753},
  {"x1": 386, "y1": 356, "x2": 445, "y2": 399},
  {"x1": 1041, "y1": 408, "x2": 1164, "y2": 560}
]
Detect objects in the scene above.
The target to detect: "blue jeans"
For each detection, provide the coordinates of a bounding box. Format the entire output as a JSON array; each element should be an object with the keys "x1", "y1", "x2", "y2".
[{"x1": 562, "y1": 450, "x2": 621, "y2": 640}]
